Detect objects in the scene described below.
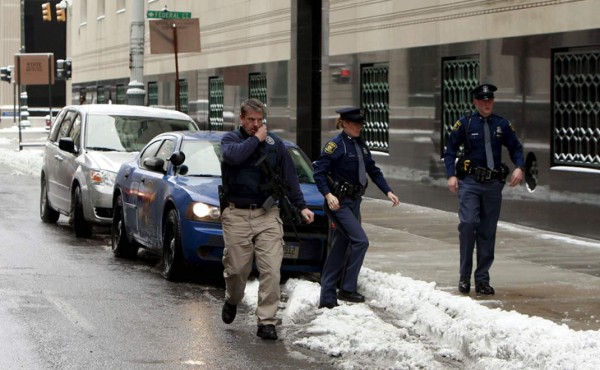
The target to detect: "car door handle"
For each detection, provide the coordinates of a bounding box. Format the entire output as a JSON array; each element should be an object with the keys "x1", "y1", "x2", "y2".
[
  {"x1": 141, "y1": 178, "x2": 146, "y2": 183},
  {"x1": 54, "y1": 154, "x2": 63, "y2": 161},
  {"x1": 123, "y1": 173, "x2": 129, "y2": 179}
]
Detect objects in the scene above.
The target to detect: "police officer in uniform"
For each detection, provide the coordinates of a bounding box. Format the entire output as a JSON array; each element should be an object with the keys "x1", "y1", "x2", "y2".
[
  {"x1": 443, "y1": 84, "x2": 525, "y2": 295},
  {"x1": 314, "y1": 107, "x2": 399, "y2": 309},
  {"x1": 220, "y1": 98, "x2": 314, "y2": 340}
]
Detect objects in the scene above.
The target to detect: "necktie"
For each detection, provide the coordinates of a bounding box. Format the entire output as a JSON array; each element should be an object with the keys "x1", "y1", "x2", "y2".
[
  {"x1": 354, "y1": 140, "x2": 367, "y2": 186},
  {"x1": 483, "y1": 117, "x2": 495, "y2": 169}
]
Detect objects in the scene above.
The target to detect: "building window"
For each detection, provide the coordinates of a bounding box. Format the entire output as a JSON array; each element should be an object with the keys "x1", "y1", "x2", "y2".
[
  {"x1": 97, "y1": 86, "x2": 106, "y2": 104},
  {"x1": 116, "y1": 85, "x2": 126, "y2": 104},
  {"x1": 360, "y1": 63, "x2": 389, "y2": 153},
  {"x1": 249, "y1": 73, "x2": 267, "y2": 104},
  {"x1": 80, "y1": 0, "x2": 88, "y2": 24},
  {"x1": 552, "y1": 46, "x2": 600, "y2": 170},
  {"x1": 179, "y1": 79, "x2": 188, "y2": 113},
  {"x1": 148, "y1": 82, "x2": 158, "y2": 107},
  {"x1": 117, "y1": 0, "x2": 126, "y2": 13},
  {"x1": 209, "y1": 77, "x2": 225, "y2": 131},
  {"x1": 97, "y1": 0, "x2": 105, "y2": 20},
  {"x1": 440, "y1": 55, "x2": 480, "y2": 157}
]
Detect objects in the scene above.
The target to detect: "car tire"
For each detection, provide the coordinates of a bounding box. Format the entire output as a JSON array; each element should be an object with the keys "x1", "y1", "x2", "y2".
[
  {"x1": 111, "y1": 194, "x2": 138, "y2": 259},
  {"x1": 40, "y1": 175, "x2": 59, "y2": 223},
  {"x1": 72, "y1": 186, "x2": 93, "y2": 238},
  {"x1": 163, "y1": 209, "x2": 185, "y2": 281}
]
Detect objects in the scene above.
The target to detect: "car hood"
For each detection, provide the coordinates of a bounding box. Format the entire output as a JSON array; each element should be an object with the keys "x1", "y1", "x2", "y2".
[
  {"x1": 86, "y1": 151, "x2": 138, "y2": 173},
  {"x1": 174, "y1": 177, "x2": 324, "y2": 208}
]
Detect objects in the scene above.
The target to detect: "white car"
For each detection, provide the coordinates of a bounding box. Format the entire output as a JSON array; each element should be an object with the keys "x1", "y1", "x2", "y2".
[{"x1": 40, "y1": 104, "x2": 199, "y2": 237}]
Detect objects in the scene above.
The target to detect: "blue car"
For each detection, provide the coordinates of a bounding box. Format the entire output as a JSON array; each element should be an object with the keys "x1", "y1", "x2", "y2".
[{"x1": 111, "y1": 131, "x2": 329, "y2": 280}]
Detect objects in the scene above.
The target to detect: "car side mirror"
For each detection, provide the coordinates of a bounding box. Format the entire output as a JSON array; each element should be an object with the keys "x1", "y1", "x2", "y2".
[
  {"x1": 58, "y1": 137, "x2": 76, "y2": 154},
  {"x1": 169, "y1": 151, "x2": 186, "y2": 167},
  {"x1": 143, "y1": 157, "x2": 165, "y2": 172}
]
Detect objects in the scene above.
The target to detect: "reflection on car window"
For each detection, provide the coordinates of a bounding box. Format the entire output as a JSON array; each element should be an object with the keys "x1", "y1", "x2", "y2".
[
  {"x1": 139, "y1": 140, "x2": 163, "y2": 168},
  {"x1": 287, "y1": 147, "x2": 315, "y2": 184},
  {"x1": 180, "y1": 140, "x2": 222, "y2": 177},
  {"x1": 85, "y1": 115, "x2": 196, "y2": 152},
  {"x1": 70, "y1": 114, "x2": 82, "y2": 150},
  {"x1": 156, "y1": 140, "x2": 175, "y2": 172}
]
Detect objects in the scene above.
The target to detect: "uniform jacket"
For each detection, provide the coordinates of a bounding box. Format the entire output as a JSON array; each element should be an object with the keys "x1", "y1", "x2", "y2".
[
  {"x1": 443, "y1": 112, "x2": 524, "y2": 177},
  {"x1": 313, "y1": 132, "x2": 392, "y2": 196},
  {"x1": 221, "y1": 128, "x2": 307, "y2": 210}
]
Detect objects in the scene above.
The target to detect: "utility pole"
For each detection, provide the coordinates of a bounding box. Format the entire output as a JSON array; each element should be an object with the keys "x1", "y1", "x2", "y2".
[{"x1": 127, "y1": 0, "x2": 145, "y2": 105}]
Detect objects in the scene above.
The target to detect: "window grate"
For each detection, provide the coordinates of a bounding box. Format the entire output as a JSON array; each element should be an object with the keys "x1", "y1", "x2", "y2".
[
  {"x1": 552, "y1": 47, "x2": 600, "y2": 169},
  {"x1": 209, "y1": 76, "x2": 224, "y2": 131},
  {"x1": 360, "y1": 64, "x2": 389, "y2": 153},
  {"x1": 440, "y1": 56, "x2": 480, "y2": 157}
]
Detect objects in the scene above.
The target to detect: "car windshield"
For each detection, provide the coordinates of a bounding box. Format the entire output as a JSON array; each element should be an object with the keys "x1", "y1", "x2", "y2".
[
  {"x1": 179, "y1": 140, "x2": 315, "y2": 183},
  {"x1": 180, "y1": 140, "x2": 223, "y2": 177},
  {"x1": 86, "y1": 114, "x2": 196, "y2": 152},
  {"x1": 287, "y1": 147, "x2": 315, "y2": 184}
]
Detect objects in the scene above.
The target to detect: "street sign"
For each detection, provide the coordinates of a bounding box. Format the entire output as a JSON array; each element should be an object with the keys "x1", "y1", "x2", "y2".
[
  {"x1": 149, "y1": 19, "x2": 201, "y2": 54},
  {"x1": 14, "y1": 53, "x2": 54, "y2": 85},
  {"x1": 146, "y1": 10, "x2": 191, "y2": 19}
]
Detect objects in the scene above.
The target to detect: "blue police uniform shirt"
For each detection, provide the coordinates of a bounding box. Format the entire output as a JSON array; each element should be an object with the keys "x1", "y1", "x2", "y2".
[
  {"x1": 313, "y1": 132, "x2": 392, "y2": 196},
  {"x1": 221, "y1": 128, "x2": 307, "y2": 210},
  {"x1": 443, "y1": 113, "x2": 525, "y2": 177}
]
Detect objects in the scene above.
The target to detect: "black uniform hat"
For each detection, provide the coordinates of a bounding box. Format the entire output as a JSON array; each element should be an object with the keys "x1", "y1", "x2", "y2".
[
  {"x1": 471, "y1": 83, "x2": 497, "y2": 100},
  {"x1": 336, "y1": 107, "x2": 365, "y2": 124}
]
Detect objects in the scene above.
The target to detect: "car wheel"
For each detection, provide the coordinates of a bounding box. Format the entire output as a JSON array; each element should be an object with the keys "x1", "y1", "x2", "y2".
[
  {"x1": 40, "y1": 175, "x2": 59, "y2": 223},
  {"x1": 163, "y1": 209, "x2": 185, "y2": 281},
  {"x1": 111, "y1": 194, "x2": 138, "y2": 259},
  {"x1": 72, "y1": 186, "x2": 93, "y2": 238}
]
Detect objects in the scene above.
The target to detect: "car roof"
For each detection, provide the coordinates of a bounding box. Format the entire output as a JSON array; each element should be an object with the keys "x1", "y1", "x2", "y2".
[
  {"x1": 63, "y1": 104, "x2": 194, "y2": 120},
  {"x1": 156, "y1": 130, "x2": 299, "y2": 148}
]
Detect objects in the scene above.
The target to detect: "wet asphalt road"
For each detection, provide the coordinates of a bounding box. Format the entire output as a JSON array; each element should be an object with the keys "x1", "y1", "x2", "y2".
[{"x1": 0, "y1": 169, "x2": 333, "y2": 369}]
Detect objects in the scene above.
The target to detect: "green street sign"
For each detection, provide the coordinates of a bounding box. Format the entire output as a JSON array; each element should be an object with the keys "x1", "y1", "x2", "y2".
[{"x1": 146, "y1": 10, "x2": 191, "y2": 19}]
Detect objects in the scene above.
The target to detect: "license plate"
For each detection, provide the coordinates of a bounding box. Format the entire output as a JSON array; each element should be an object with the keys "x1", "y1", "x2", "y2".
[{"x1": 283, "y1": 242, "x2": 300, "y2": 259}]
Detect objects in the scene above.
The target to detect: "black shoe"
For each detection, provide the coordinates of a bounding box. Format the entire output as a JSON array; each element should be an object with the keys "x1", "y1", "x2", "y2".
[
  {"x1": 221, "y1": 301, "x2": 237, "y2": 324},
  {"x1": 318, "y1": 302, "x2": 339, "y2": 309},
  {"x1": 475, "y1": 282, "x2": 495, "y2": 295},
  {"x1": 256, "y1": 324, "x2": 278, "y2": 340},
  {"x1": 458, "y1": 277, "x2": 471, "y2": 294},
  {"x1": 337, "y1": 290, "x2": 365, "y2": 303}
]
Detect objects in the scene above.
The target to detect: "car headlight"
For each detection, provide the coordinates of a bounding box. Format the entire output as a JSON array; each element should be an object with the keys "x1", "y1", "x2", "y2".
[
  {"x1": 186, "y1": 202, "x2": 221, "y2": 223},
  {"x1": 90, "y1": 169, "x2": 117, "y2": 186}
]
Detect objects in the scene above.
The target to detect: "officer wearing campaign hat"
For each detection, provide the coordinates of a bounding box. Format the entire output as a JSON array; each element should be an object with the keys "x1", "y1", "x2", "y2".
[
  {"x1": 313, "y1": 107, "x2": 399, "y2": 309},
  {"x1": 443, "y1": 83, "x2": 525, "y2": 296}
]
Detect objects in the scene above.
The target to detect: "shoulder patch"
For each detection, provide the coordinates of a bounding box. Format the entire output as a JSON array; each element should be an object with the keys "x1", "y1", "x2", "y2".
[
  {"x1": 265, "y1": 136, "x2": 275, "y2": 145},
  {"x1": 451, "y1": 120, "x2": 461, "y2": 131},
  {"x1": 324, "y1": 141, "x2": 337, "y2": 155}
]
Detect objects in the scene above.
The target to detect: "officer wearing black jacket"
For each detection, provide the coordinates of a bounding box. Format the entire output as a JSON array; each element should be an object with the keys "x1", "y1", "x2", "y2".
[
  {"x1": 314, "y1": 107, "x2": 399, "y2": 309},
  {"x1": 220, "y1": 98, "x2": 314, "y2": 340},
  {"x1": 443, "y1": 83, "x2": 525, "y2": 295}
]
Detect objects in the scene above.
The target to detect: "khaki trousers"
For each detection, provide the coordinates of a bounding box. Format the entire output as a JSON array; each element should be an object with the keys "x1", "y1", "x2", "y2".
[{"x1": 221, "y1": 205, "x2": 283, "y2": 325}]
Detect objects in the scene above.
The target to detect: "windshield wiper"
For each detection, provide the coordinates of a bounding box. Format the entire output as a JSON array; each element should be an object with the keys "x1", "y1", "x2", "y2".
[
  {"x1": 86, "y1": 146, "x2": 120, "y2": 152},
  {"x1": 186, "y1": 174, "x2": 219, "y2": 177}
]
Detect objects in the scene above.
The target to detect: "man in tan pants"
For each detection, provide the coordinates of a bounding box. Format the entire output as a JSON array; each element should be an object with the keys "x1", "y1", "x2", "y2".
[{"x1": 220, "y1": 98, "x2": 314, "y2": 340}]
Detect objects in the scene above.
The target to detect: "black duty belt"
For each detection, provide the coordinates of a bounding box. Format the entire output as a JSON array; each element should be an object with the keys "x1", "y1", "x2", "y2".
[
  {"x1": 229, "y1": 203, "x2": 259, "y2": 209},
  {"x1": 467, "y1": 167, "x2": 504, "y2": 180}
]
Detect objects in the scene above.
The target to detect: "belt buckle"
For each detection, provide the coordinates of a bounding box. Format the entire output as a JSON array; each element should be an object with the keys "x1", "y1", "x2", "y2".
[{"x1": 485, "y1": 170, "x2": 492, "y2": 180}]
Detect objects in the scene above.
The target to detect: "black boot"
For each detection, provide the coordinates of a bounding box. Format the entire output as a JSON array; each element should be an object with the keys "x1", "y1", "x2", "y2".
[
  {"x1": 221, "y1": 301, "x2": 237, "y2": 324},
  {"x1": 458, "y1": 276, "x2": 470, "y2": 294},
  {"x1": 475, "y1": 282, "x2": 495, "y2": 295}
]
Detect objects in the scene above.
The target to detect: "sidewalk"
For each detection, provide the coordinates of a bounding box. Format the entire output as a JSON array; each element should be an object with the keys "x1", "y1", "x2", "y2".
[{"x1": 360, "y1": 198, "x2": 600, "y2": 331}]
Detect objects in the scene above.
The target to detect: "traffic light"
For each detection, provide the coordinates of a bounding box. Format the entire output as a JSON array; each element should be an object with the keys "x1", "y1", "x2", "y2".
[
  {"x1": 64, "y1": 59, "x2": 72, "y2": 79},
  {"x1": 56, "y1": 59, "x2": 65, "y2": 80},
  {"x1": 56, "y1": 4, "x2": 67, "y2": 22},
  {"x1": 41, "y1": 2, "x2": 52, "y2": 22},
  {"x1": 1, "y1": 66, "x2": 12, "y2": 83}
]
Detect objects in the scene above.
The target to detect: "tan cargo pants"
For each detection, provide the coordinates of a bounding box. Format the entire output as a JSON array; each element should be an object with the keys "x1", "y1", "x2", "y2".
[{"x1": 221, "y1": 205, "x2": 284, "y2": 326}]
